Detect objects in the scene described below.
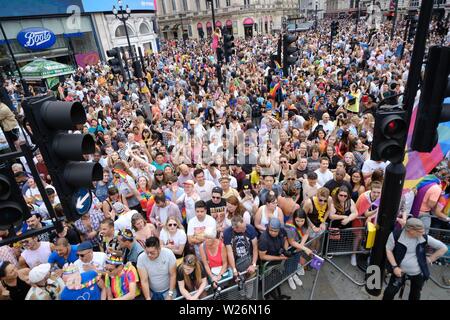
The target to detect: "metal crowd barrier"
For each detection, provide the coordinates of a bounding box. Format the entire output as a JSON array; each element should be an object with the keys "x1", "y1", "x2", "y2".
[
  {"x1": 174, "y1": 268, "x2": 259, "y2": 300},
  {"x1": 260, "y1": 233, "x2": 324, "y2": 300},
  {"x1": 427, "y1": 227, "x2": 450, "y2": 290}
]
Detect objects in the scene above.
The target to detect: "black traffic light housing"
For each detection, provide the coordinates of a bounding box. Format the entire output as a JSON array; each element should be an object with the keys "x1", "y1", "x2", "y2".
[
  {"x1": 0, "y1": 163, "x2": 30, "y2": 230},
  {"x1": 282, "y1": 33, "x2": 298, "y2": 76},
  {"x1": 411, "y1": 46, "x2": 450, "y2": 153},
  {"x1": 408, "y1": 15, "x2": 418, "y2": 43},
  {"x1": 107, "y1": 48, "x2": 127, "y2": 79},
  {"x1": 331, "y1": 20, "x2": 339, "y2": 37},
  {"x1": 371, "y1": 106, "x2": 407, "y2": 164},
  {"x1": 223, "y1": 32, "x2": 235, "y2": 63},
  {"x1": 22, "y1": 95, "x2": 103, "y2": 222}
]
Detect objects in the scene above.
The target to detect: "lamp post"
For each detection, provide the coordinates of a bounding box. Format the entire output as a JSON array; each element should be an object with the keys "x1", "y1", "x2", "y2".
[
  {"x1": 179, "y1": 13, "x2": 186, "y2": 48},
  {"x1": 391, "y1": 0, "x2": 399, "y2": 39},
  {"x1": 207, "y1": 0, "x2": 216, "y2": 31},
  {"x1": 355, "y1": 0, "x2": 360, "y2": 34},
  {"x1": 315, "y1": 1, "x2": 318, "y2": 30},
  {"x1": 112, "y1": 0, "x2": 133, "y2": 81}
]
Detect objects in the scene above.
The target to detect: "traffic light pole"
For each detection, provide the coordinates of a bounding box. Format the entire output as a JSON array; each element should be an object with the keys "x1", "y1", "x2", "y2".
[
  {"x1": 365, "y1": 0, "x2": 435, "y2": 296},
  {"x1": 391, "y1": 0, "x2": 399, "y2": 40},
  {"x1": 399, "y1": 18, "x2": 411, "y2": 60}
]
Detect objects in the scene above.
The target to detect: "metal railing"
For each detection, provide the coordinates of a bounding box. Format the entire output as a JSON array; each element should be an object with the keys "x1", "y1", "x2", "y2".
[{"x1": 427, "y1": 227, "x2": 450, "y2": 289}]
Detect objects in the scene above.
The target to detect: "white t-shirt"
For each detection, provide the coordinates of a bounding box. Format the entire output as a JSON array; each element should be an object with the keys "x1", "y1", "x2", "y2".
[
  {"x1": 159, "y1": 228, "x2": 187, "y2": 247},
  {"x1": 74, "y1": 252, "x2": 107, "y2": 273},
  {"x1": 114, "y1": 210, "x2": 138, "y2": 231},
  {"x1": 21, "y1": 241, "x2": 52, "y2": 268},
  {"x1": 25, "y1": 186, "x2": 41, "y2": 199},
  {"x1": 362, "y1": 160, "x2": 389, "y2": 175},
  {"x1": 314, "y1": 169, "x2": 334, "y2": 187},
  {"x1": 187, "y1": 215, "x2": 217, "y2": 257},
  {"x1": 177, "y1": 193, "x2": 201, "y2": 223},
  {"x1": 195, "y1": 180, "x2": 216, "y2": 202}
]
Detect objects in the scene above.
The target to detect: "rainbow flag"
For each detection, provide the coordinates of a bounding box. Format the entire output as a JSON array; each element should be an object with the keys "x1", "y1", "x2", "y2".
[
  {"x1": 269, "y1": 82, "x2": 281, "y2": 98},
  {"x1": 113, "y1": 168, "x2": 128, "y2": 180},
  {"x1": 403, "y1": 98, "x2": 450, "y2": 190}
]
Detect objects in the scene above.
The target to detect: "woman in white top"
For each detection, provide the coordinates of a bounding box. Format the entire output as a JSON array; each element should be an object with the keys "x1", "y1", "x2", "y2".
[
  {"x1": 19, "y1": 237, "x2": 54, "y2": 269},
  {"x1": 159, "y1": 216, "x2": 187, "y2": 259},
  {"x1": 224, "y1": 196, "x2": 251, "y2": 228},
  {"x1": 239, "y1": 181, "x2": 260, "y2": 217},
  {"x1": 254, "y1": 192, "x2": 284, "y2": 233}
]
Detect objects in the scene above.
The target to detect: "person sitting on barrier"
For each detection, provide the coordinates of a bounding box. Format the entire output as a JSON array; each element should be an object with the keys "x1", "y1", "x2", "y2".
[
  {"x1": 177, "y1": 254, "x2": 208, "y2": 300},
  {"x1": 258, "y1": 217, "x2": 292, "y2": 298},
  {"x1": 199, "y1": 227, "x2": 230, "y2": 287},
  {"x1": 284, "y1": 208, "x2": 311, "y2": 290},
  {"x1": 224, "y1": 215, "x2": 258, "y2": 278},
  {"x1": 285, "y1": 208, "x2": 313, "y2": 278},
  {"x1": 383, "y1": 218, "x2": 448, "y2": 300}
]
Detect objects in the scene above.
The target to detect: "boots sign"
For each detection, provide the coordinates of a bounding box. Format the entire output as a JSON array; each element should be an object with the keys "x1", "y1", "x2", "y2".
[{"x1": 17, "y1": 27, "x2": 56, "y2": 51}]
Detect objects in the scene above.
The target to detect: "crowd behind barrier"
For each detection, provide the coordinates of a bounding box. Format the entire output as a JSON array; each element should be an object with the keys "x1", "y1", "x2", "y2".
[{"x1": 0, "y1": 17, "x2": 449, "y2": 300}]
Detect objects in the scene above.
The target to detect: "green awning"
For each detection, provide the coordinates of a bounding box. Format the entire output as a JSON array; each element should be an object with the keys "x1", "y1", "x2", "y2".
[{"x1": 19, "y1": 58, "x2": 75, "y2": 81}]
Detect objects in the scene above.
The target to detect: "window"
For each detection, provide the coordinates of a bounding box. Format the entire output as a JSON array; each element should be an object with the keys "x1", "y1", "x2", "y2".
[
  {"x1": 171, "y1": 0, "x2": 177, "y2": 12},
  {"x1": 226, "y1": 0, "x2": 230, "y2": 6},
  {"x1": 161, "y1": 0, "x2": 167, "y2": 14},
  {"x1": 196, "y1": 0, "x2": 201, "y2": 11},
  {"x1": 244, "y1": 0, "x2": 250, "y2": 7},
  {"x1": 115, "y1": 25, "x2": 135, "y2": 37},
  {"x1": 140, "y1": 23, "x2": 151, "y2": 34},
  {"x1": 216, "y1": 0, "x2": 220, "y2": 8},
  {"x1": 183, "y1": 0, "x2": 188, "y2": 11}
]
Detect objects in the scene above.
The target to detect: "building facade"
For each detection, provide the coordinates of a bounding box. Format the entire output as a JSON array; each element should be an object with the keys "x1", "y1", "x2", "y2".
[
  {"x1": 156, "y1": 0, "x2": 305, "y2": 40},
  {"x1": 0, "y1": 0, "x2": 158, "y2": 75}
]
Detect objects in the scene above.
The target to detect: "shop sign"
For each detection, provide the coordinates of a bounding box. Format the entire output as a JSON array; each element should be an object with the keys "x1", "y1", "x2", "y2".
[{"x1": 17, "y1": 27, "x2": 56, "y2": 51}]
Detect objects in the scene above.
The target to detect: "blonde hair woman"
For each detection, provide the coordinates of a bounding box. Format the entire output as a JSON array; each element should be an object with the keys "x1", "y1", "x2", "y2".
[{"x1": 159, "y1": 217, "x2": 187, "y2": 259}]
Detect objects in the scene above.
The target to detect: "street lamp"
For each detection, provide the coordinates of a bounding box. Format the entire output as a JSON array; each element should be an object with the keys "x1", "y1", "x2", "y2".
[
  {"x1": 112, "y1": 0, "x2": 134, "y2": 81},
  {"x1": 315, "y1": 1, "x2": 318, "y2": 30},
  {"x1": 206, "y1": 0, "x2": 216, "y2": 30},
  {"x1": 179, "y1": 13, "x2": 186, "y2": 48}
]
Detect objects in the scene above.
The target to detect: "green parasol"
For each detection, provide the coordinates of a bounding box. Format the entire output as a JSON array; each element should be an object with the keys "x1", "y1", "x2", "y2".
[{"x1": 19, "y1": 58, "x2": 75, "y2": 81}]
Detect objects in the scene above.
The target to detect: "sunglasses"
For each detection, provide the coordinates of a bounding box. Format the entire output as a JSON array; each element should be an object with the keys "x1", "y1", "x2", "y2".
[
  {"x1": 280, "y1": 161, "x2": 287, "y2": 164},
  {"x1": 338, "y1": 194, "x2": 348, "y2": 198},
  {"x1": 77, "y1": 253, "x2": 87, "y2": 258},
  {"x1": 155, "y1": 173, "x2": 163, "y2": 176},
  {"x1": 212, "y1": 196, "x2": 221, "y2": 199},
  {"x1": 287, "y1": 178, "x2": 296, "y2": 181},
  {"x1": 318, "y1": 198, "x2": 327, "y2": 203},
  {"x1": 168, "y1": 223, "x2": 177, "y2": 227}
]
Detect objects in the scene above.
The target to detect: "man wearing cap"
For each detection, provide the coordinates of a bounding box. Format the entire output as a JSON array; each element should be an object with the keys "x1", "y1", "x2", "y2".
[
  {"x1": 258, "y1": 217, "x2": 292, "y2": 299},
  {"x1": 25, "y1": 263, "x2": 65, "y2": 300},
  {"x1": 383, "y1": 218, "x2": 448, "y2": 300},
  {"x1": 117, "y1": 229, "x2": 144, "y2": 266},
  {"x1": 74, "y1": 241, "x2": 107, "y2": 273}
]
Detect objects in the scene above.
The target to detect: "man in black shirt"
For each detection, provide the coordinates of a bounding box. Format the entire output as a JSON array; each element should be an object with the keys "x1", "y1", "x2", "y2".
[
  {"x1": 258, "y1": 218, "x2": 291, "y2": 300},
  {"x1": 323, "y1": 168, "x2": 352, "y2": 198},
  {"x1": 206, "y1": 187, "x2": 226, "y2": 218}
]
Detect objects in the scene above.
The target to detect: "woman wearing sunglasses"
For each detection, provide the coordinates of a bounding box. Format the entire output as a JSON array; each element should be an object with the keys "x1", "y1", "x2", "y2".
[
  {"x1": 159, "y1": 217, "x2": 187, "y2": 260},
  {"x1": 329, "y1": 186, "x2": 358, "y2": 230},
  {"x1": 177, "y1": 254, "x2": 208, "y2": 300}
]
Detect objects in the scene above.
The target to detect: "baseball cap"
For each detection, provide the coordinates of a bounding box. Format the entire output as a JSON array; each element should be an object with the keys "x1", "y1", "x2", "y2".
[
  {"x1": 119, "y1": 228, "x2": 134, "y2": 241},
  {"x1": 405, "y1": 218, "x2": 424, "y2": 231},
  {"x1": 212, "y1": 187, "x2": 223, "y2": 195},
  {"x1": 77, "y1": 241, "x2": 93, "y2": 252},
  {"x1": 242, "y1": 179, "x2": 252, "y2": 190},
  {"x1": 268, "y1": 217, "x2": 281, "y2": 230},
  {"x1": 28, "y1": 263, "x2": 51, "y2": 284},
  {"x1": 113, "y1": 202, "x2": 125, "y2": 214}
]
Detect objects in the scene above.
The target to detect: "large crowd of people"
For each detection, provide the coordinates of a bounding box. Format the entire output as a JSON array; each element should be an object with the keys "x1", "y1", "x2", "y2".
[{"x1": 0, "y1": 16, "x2": 449, "y2": 300}]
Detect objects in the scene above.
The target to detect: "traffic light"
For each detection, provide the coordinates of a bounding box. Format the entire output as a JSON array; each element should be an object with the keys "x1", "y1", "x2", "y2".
[
  {"x1": 107, "y1": 48, "x2": 126, "y2": 79},
  {"x1": 371, "y1": 107, "x2": 407, "y2": 164},
  {"x1": 407, "y1": 15, "x2": 418, "y2": 43},
  {"x1": 411, "y1": 46, "x2": 450, "y2": 152},
  {"x1": 223, "y1": 32, "x2": 235, "y2": 63},
  {"x1": 0, "y1": 163, "x2": 29, "y2": 230},
  {"x1": 282, "y1": 33, "x2": 298, "y2": 76},
  {"x1": 331, "y1": 21, "x2": 339, "y2": 37},
  {"x1": 132, "y1": 60, "x2": 144, "y2": 79},
  {"x1": 22, "y1": 95, "x2": 103, "y2": 222}
]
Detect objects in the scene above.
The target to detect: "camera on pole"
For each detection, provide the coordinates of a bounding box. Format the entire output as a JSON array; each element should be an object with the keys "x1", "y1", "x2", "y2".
[
  {"x1": 22, "y1": 96, "x2": 103, "y2": 222},
  {"x1": 411, "y1": 46, "x2": 450, "y2": 152},
  {"x1": 107, "y1": 47, "x2": 127, "y2": 80},
  {"x1": 0, "y1": 163, "x2": 30, "y2": 230},
  {"x1": 282, "y1": 33, "x2": 298, "y2": 76}
]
